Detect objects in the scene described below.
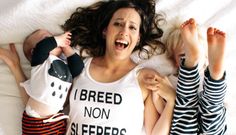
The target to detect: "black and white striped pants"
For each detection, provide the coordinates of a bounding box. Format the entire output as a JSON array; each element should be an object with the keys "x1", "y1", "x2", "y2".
[{"x1": 170, "y1": 61, "x2": 227, "y2": 135}]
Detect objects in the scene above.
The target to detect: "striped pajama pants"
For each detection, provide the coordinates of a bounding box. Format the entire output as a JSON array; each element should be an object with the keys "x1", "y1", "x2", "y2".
[
  {"x1": 170, "y1": 61, "x2": 227, "y2": 135},
  {"x1": 22, "y1": 111, "x2": 67, "y2": 135}
]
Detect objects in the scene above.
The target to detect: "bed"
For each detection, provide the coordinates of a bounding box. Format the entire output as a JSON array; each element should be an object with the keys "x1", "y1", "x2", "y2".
[{"x1": 0, "y1": 0, "x2": 235, "y2": 134}]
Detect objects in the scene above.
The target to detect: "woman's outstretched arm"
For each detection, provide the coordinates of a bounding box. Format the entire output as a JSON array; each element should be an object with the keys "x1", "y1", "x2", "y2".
[{"x1": 0, "y1": 43, "x2": 29, "y2": 105}]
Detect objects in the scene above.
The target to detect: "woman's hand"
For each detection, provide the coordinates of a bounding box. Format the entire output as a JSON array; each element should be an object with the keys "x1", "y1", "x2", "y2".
[
  {"x1": 0, "y1": 43, "x2": 21, "y2": 71},
  {"x1": 0, "y1": 43, "x2": 29, "y2": 105}
]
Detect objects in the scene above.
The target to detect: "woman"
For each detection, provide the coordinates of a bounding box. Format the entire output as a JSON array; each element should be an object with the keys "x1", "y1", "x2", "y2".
[{"x1": 63, "y1": 0, "x2": 176, "y2": 135}]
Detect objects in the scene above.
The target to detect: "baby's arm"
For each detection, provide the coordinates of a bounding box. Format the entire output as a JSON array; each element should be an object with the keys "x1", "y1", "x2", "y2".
[
  {"x1": 55, "y1": 32, "x2": 84, "y2": 78},
  {"x1": 55, "y1": 32, "x2": 74, "y2": 57},
  {"x1": 0, "y1": 44, "x2": 29, "y2": 105},
  {"x1": 31, "y1": 36, "x2": 58, "y2": 66},
  {"x1": 67, "y1": 53, "x2": 84, "y2": 78},
  {"x1": 31, "y1": 31, "x2": 73, "y2": 66}
]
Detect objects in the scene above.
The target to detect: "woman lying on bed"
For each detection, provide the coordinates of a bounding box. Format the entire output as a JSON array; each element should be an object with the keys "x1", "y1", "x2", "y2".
[
  {"x1": 0, "y1": 0, "x2": 176, "y2": 134},
  {"x1": 62, "y1": 0, "x2": 176, "y2": 135}
]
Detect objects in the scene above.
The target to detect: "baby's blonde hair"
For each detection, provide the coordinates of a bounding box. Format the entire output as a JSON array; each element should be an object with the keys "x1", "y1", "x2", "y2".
[
  {"x1": 165, "y1": 27, "x2": 183, "y2": 59},
  {"x1": 164, "y1": 17, "x2": 208, "y2": 69}
]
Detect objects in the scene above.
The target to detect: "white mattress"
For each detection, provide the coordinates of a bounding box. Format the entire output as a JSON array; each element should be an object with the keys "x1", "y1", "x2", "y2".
[{"x1": 1, "y1": 0, "x2": 236, "y2": 134}]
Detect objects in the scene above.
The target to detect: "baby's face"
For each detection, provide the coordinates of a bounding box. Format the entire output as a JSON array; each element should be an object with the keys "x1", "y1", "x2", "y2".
[
  {"x1": 173, "y1": 43, "x2": 185, "y2": 67},
  {"x1": 173, "y1": 43, "x2": 208, "y2": 71},
  {"x1": 23, "y1": 30, "x2": 52, "y2": 61}
]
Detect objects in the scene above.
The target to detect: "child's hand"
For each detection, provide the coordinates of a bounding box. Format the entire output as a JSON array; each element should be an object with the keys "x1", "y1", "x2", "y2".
[
  {"x1": 55, "y1": 32, "x2": 75, "y2": 57},
  {"x1": 142, "y1": 73, "x2": 176, "y2": 105},
  {"x1": 154, "y1": 75, "x2": 176, "y2": 105},
  {"x1": 55, "y1": 32, "x2": 72, "y2": 48},
  {"x1": 0, "y1": 43, "x2": 21, "y2": 70}
]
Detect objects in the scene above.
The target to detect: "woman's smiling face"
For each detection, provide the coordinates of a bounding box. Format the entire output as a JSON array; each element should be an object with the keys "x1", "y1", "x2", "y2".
[{"x1": 103, "y1": 8, "x2": 141, "y2": 60}]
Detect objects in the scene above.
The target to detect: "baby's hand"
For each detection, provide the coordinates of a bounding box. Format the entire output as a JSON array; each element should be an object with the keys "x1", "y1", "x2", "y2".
[{"x1": 55, "y1": 32, "x2": 72, "y2": 48}]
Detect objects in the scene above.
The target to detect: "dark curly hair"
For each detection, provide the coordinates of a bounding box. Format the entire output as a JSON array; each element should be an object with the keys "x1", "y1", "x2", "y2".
[{"x1": 62, "y1": 0, "x2": 165, "y2": 58}]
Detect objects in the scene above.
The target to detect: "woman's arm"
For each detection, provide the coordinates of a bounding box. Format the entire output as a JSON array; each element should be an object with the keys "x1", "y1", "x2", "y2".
[
  {"x1": 143, "y1": 90, "x2": 175, "y2": 135},
  {"x1": 143, "y1": 91, "x2": 159, "y2": 135},
  {"x1": 151, "y1": 75, "x2": 176, "y2": 135},
  {"x1": 151, "y1": 98, "x2": 175, "y2": 135},
  {"x1": 0, "y1": 43, "x2": 29, "y2": 105}
]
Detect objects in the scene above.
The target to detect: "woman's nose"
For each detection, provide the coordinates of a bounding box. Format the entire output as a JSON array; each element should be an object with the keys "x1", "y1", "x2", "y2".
[{"x1": 119, "y1": 27, "x2": 128, "y2": 36}]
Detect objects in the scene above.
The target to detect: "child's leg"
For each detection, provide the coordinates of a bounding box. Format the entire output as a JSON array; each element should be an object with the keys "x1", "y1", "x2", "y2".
[
  {"x1": 180, "y1": 18, "x2": 200, "y2": 68},
  {"x1": 170, "y1": 18, "x2": 201, "y2": 135},
  {"x1": 199, "y1": 27, "x2": 227, "y2": 135},
  {"x1": 207, "y1": 27, "x2": 226, "y2": 80}
]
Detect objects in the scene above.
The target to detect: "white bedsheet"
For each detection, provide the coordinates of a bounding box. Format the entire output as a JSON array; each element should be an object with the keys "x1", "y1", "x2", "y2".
[{"x1": 0, "y1": 0, "x2": 235, "y2": 134}]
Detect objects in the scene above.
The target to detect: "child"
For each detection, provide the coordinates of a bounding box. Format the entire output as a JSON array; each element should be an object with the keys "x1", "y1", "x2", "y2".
[
  {"x1": 142, "y1": 18, "x2": 227, "y2": 134},
  {"x1": 169, "y1": 18, "x2": 227, "y2": 134},
  {"x1": 165, "y1": 18, "x2": 208, "y2": 88},
  {"x1": 0, "y1": 29, "x2": 84, "y2": 134}
]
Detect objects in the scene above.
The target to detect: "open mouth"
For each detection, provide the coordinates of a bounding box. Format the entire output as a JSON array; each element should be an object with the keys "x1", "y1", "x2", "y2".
[{"x1": 115, "y1": 39, "x2": 129, "y2": 49}]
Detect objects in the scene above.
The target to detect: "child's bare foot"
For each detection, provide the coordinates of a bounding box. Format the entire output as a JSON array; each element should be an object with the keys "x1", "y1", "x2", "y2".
[
  {"x1": 207, "y1": 27, "x2": 226, "y2": 80},
  {"x1": 54, "y1": 32, "x2": 71, "y2": 47},
  {"x1": 180, "y1": 18, "x2": 200, "y2": 68}
]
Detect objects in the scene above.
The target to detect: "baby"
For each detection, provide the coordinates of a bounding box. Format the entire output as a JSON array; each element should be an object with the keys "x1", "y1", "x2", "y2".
[{"x1": 0, "y1": 29, "x2": 84, "y2": 134}]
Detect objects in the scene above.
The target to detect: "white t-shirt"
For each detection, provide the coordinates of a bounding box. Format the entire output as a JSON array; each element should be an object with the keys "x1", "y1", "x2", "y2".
[
  {"x1": 21, "y1": 54, "x2": 72, "y2": 111},
  {"x1": 67, "y1": 58, "x2": 145, "y2": 135}
]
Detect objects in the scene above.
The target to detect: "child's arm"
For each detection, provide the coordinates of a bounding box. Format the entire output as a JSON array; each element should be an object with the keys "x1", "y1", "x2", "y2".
[
  {"x1": 67, "y1": 53, "x2": 84, "y2": 78},
  {"x1": 32, "y1": 32, "x2": 72, "y2": 66},
  {"x1": 0, "y1": 44, "x2": 29, "y2": 105},
  {"x1": 150, "y1": 76, "x2": 175, "y2": 135},
  {"x1": 139, "y1": 69, "x2": 176, "y2": 135},
  {"x1": 31, "y1": 36, "x2": 58, "y2": 66},
  {"x1": 58, "y1": 32, "x2": 85, "y2": 78}
]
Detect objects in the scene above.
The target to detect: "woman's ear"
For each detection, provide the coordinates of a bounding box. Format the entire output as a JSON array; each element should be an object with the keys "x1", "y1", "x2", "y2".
[
  {"x1": 137, "y1": 35, "x2": 141, "y2": 46},
  {"x1": 138, "y1": 33, "x2": 141, "y2": 42}
]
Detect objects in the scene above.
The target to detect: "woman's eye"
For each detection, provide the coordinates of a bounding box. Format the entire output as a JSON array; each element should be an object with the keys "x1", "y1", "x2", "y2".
[
  {"x1": 130, "y1": 26, "x2": 137, "y2": 31},
  {"x1": 114, "y1": 22, "x2": 122, "y2": 26}
]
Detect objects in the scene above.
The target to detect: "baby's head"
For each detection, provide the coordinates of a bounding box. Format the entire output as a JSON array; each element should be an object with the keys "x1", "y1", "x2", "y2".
[
  {"x1": 23, "y1": 29, "x2": 52, "y2": 62},
  {"x1": 165, "y1": 22, "x2": 207, "y2": 69},
  {"x1": 165, "y1": 28, "x2": 184, "y2": 67}
]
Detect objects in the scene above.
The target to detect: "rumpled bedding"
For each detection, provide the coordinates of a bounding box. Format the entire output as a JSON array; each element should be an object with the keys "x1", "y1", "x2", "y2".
[{"x1": 1, "y1": 0, "x2": 235, "y2": 134}]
